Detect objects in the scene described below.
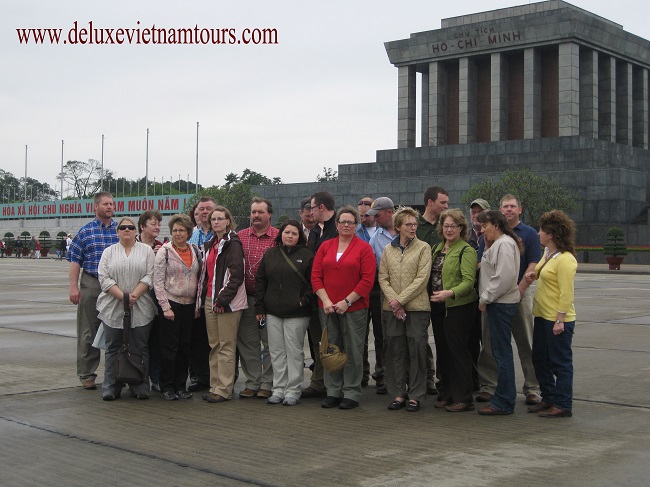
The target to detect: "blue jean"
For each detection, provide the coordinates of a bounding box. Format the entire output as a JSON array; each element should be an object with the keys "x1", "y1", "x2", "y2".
[
  {"x1": 532, "y1": 317, "x2": 574, "y2": 411},
  {"x1": 487, "y1": 303, "x2": 518, "y2": 412}
]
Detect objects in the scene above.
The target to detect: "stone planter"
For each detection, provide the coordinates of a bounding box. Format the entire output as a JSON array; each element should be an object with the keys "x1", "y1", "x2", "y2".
[{"x1": 605, "y1": 256, "x2": 624, "y2": 270}]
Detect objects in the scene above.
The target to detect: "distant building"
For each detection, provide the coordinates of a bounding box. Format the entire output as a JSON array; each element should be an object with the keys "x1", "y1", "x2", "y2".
[{"x1": 258, "y1": 0, "x2": 649, "y2": 248}]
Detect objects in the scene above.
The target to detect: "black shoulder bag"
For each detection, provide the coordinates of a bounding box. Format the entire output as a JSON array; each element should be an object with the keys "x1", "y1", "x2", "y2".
[{"x1": 116, "y1": 292, "x2": 146, "y2": 385}]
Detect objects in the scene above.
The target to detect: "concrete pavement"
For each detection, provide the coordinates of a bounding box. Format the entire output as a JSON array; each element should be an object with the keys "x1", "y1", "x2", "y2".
[{"x1": 1, "y1": 258, "x2": 649, "y2": 486}]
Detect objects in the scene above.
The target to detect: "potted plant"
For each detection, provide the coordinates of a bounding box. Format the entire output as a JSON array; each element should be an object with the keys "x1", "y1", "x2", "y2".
[{"x1": 603, "y1": 227, "x2": 628, "y2": 270}]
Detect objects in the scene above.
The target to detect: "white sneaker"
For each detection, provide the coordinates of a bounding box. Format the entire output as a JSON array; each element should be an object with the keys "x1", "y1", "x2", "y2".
[
  {"x1": 283, "y1": 397, "x2": 299, "y2": 406},
  {"x1": 267, "y1": 395, "x2": 283, "y2": 404}
]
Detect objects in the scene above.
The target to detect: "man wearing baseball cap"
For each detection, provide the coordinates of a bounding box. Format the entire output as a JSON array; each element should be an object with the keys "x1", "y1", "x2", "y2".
[
  {"x1": 469, "y1": 198, "x2": 490, "y2": 250},
  {"x1": 468, "y1": 198, "x2": 490, "y2": 392},
  {"x1": 367, "y1": 196, "x2": 396, "y2": 394}
]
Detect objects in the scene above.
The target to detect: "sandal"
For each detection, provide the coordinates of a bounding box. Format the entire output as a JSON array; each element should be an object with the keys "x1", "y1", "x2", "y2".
[
  {"x1": 387, "y1": 398, "x2": 407, "y2": 410},
  {"x1": 406, "y1": 400, "x2": 420, "y2": 412}
]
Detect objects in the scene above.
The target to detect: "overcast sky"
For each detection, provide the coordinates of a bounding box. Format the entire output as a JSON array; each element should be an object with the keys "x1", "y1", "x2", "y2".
[{"x1": 1, "y1": 0, "x2": 647, "y2": 196}]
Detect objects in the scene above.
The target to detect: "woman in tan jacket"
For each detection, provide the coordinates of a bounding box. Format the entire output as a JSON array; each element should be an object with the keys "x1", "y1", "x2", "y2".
[{"x1": 378, "y1": 207, "x2": 432, "y2": 412}]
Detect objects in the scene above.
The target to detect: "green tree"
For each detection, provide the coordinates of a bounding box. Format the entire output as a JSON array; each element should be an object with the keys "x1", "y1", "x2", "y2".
[
  {"x1": 1, "y1": 170, "x2": 57, "y2": 202},
  {"x1": 185, "y1": 168, "x2": 279, "y2": 225},
  {"x1": 462, "y1": 168, "x2": 576, "y2": 225},
  {"x1": 316, "y1": 167, "x2": 338, "y2": 182}
]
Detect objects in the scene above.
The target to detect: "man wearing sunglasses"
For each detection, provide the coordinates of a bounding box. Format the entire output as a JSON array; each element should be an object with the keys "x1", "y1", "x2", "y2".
[
  {"x1": 67, "y1": 191, "x2": 119, "y2": 390},
  {"x1": 355, "y1": 197, "x2": 377, "y2": 243},
  {"x1": 301, "y1": 191, "x2": 337, "y2": 399}
]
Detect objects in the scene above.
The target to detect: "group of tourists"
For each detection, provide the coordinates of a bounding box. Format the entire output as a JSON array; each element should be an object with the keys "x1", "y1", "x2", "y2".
[{"x1": 68, "y1": 186, "x2": 577, "y2": 418}]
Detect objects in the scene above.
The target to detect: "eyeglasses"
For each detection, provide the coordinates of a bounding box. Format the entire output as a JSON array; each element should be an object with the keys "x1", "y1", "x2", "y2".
[
  {"x1": 337, "y1": 221, "x2": 356, "y2": 226},
  {"x1": 402, "y1": 222, "x2": 418, "y2": 228},
  {"x1": 310, "y1": 205, "x2": 320, "y2": 210},
  {"x1": 358, "y1": 201, "x2": 372, "y2": 206},
  {"x1": 443, "y1": 224, "x2": 460, "y2": 230},
  {"x1": 118, "y1": 225, "x2": 136, "y2": 231}
]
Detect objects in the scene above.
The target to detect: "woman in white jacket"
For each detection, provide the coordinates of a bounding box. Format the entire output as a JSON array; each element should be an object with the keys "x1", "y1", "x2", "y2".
[{"x1": 475, "y1": 210, "x2": 523, "y2": 416}]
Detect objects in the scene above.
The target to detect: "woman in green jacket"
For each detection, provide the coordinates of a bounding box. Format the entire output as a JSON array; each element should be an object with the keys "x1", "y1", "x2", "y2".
[{"x1": 430, "y1": 209, "x2": 478, "y2": 412}]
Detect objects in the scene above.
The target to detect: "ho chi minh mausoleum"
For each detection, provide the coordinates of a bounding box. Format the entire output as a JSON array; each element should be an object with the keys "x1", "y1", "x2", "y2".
[{"x1": 258, "y1": 0, "x2": 650, "y2": 248}]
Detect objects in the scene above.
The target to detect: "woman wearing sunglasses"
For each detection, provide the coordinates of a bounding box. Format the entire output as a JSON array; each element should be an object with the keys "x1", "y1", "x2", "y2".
[{"x1": 97, "y1": 217, "x2": 157, "y2": 401}]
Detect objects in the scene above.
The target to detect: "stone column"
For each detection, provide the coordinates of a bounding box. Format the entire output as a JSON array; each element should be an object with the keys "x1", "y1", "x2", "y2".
[
  {"x1": 558, "y1": 42, "x2": 580, "y2": 137},
  {"x1": 632, "y1": 67, "x2": 648, "y2": 149},
  {"x1": 429, "y1": 61, "x2": 447, "y2": 146},
  {"x1": 459, "y1": 57, "x2": 476, "y2": 144},
  {"x1": 616, "y1": 61, "x2": 633, "y2": 146},
  {"x1": 421, "y1": 70, "x2": 429, "y2": 147},
  {"x1": 579, "y1": 48, "x2": 598, "y2": 139},
  {"x1": 599, "y1": 55, "x2": 616, "y2": 142},
  {"x1": 524, "y1": 48, "x2": 541, "y2": 139},
  {"x1": 491, "y1": 53, "x2": 507, "y2": 142},
  {"x1": 398, "y1": 65, "x2": 416, "y2": 148}
]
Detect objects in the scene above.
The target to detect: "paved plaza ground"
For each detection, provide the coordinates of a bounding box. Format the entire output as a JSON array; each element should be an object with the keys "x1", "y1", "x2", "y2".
[{"x1": 1, "y1": 257, "x2": 649, "y2": 486}]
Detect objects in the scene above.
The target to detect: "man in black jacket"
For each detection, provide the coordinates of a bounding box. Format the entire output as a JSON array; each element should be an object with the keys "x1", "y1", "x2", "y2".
[{"x1": 301, "y1": 191, "x2": 338, "y2": 398}]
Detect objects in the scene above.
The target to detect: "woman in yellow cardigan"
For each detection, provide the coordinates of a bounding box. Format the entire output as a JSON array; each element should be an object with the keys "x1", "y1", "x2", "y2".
[{"x1": 524, "y1": 210, "x2": 577, "y2": 418}]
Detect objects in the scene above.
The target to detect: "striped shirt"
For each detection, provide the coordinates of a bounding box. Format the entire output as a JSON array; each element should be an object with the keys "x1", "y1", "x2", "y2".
[{"x1": 67, "y1": 218, "x2": 119, "y2": 278}]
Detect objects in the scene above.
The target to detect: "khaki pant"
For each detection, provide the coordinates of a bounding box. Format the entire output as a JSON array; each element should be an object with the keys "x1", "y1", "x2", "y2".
[
  {"x1": 205, "y1": 303, "x2": 242, "y2": 399},
  {"x1": 237, "y1": 296, "x2": 273, "y2": 391},
  {"x1": 77, "y1": 272, "x2": 102, "y2": 381}
]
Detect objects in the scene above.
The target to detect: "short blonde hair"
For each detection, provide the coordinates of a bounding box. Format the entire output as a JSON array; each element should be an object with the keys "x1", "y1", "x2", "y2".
[{"x1": 393, "y1": 206, "x2": 419, "y2": 230}]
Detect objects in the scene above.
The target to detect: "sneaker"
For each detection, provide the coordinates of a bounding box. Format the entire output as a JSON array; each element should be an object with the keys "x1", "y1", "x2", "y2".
[
  {"x1": 206, "y1": 392, "x2": 227, "y2": 403},
  {"x1": 188, "y1": 382, "x2": 210, "y2": 392},
  {"x1": 283, "y1": 397, "x2": 299, "y2": 406},
  {"x1": 445, "y1": 402, "x2": 475, "y2": 412},
  {"x1": 239, "y1": 388, "x2": 257, "y2": 398},
  {"x1": 176, "y1": 390, "x2": 193, "y2": 399},
  {"x1": 257, "y1": 389, "x2": 272, "y2": 399},
  {"x1": 338, "y1": 398, "x2": 359, "y2": 410},
  {"x1": 161, "y1": 391, "x2": 179, "y2": 401},
  {"x1": 476, "y1": 392, "x2": 493, "y2": 402},
  {"x1": 525, "y1": 393, "x2": 542, "y2": 405},
  {"x1": 434, "y1": 399, "x2": 450, "y2": 408},
  {"x1": 321, "y1": 396, "x2": 342, "y2": 408},
  {"x1": 266, "y1": 395, "x2": 283, "y2": 404},
  {"x1": 301, "y1": 386, "x2": 326, "y2": 398}
]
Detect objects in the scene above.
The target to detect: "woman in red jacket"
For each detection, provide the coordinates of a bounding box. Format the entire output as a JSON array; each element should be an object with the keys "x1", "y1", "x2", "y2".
[{"x1": 311, "y1": 206, "x2": 376, "y2": 410}]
